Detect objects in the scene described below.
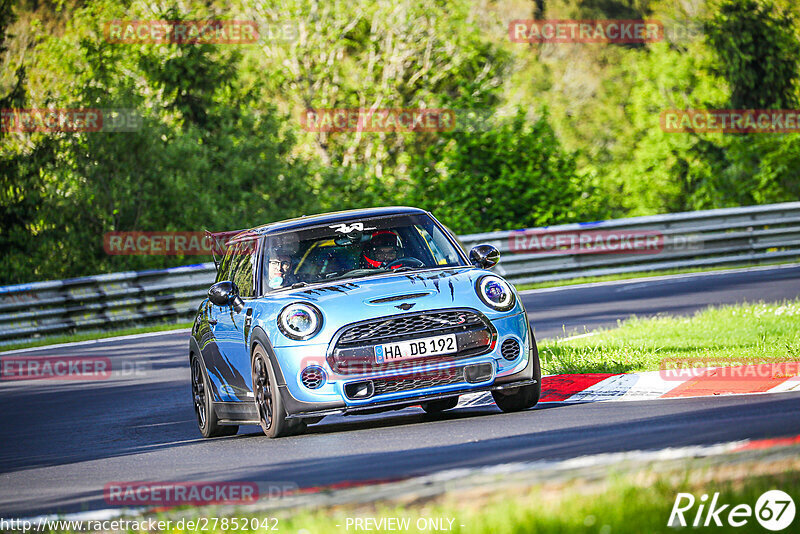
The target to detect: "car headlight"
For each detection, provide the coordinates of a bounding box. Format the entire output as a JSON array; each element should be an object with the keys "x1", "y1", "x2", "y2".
[
  {"x1": 475, "y1": 275, "x2": 516, "y2": 311},
  {"x1": 278, "y1": 303, "x2": 322, "y2": 340}
]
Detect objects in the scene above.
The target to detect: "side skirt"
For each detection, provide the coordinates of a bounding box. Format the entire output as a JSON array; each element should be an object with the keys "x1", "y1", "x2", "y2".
[{"x1": 213, "y1": 400, "x2": 259, "y2": 425}]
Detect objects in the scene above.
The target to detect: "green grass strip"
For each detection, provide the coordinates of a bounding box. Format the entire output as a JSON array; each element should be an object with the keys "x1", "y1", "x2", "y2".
[{"x1": 539, "y1": 299, "x2": 800, "y2": 375}]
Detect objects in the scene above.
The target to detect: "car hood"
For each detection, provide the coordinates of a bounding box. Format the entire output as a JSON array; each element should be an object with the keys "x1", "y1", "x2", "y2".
[{"x1": 257, "y1": 267, "x2": 520, "y2": 345}]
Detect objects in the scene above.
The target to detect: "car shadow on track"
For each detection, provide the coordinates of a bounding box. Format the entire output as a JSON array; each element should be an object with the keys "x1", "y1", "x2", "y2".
[{"x1": 232, "y1": 400, "x2": 570, "y2": 439}]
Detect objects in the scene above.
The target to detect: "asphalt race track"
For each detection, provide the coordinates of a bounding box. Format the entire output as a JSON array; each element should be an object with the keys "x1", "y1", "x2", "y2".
[{"x1": 1, "y1": 265, "x2": 800, "y2": 518}]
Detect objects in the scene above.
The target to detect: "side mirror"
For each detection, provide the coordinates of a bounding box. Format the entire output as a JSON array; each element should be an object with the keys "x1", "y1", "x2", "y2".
[
  {"x1": 208, "y1": 281, "x2": 245, "y2": 312},
  {"x1": 469, "y1": 244, "x2": 500, "y2": 269}
]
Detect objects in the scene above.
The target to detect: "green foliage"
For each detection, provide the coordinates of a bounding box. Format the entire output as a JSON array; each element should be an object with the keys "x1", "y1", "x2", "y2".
[
  {"x1": 0, "y1": 0, "x2": 54, "y2": 282},
  {"x1": 1, "y1": 0, "x2": 314, "y2": 283},
  {"x1": 241, "y1": 0, "x2": 511, "y2": 186},
  {"x1": 566, "y1": 0, "x2": 654, "y2": 19},
  {"x1": 542, "y1": 299, "x2": 800, "y2": 375},
  {"x1": 605, "y1": 40, "x2": 729, "y2": 214},
  {"x1": 2, "y1": 0, "x2": 800, "y2": 284},
  {"x1": 585, "y1": 0, "x2": 800, "y2": 216},
  {"x1": 410, "y1": 108, "x2": 583, "y2": 234},
  {"x1": 707, "y1": 0, "x2": 800, "y2": 109}
]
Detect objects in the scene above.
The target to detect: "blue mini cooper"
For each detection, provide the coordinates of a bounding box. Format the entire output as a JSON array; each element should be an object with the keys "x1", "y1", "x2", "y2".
[{"x1": 190, "y1": 207, "x2": 541, "y2": 438}]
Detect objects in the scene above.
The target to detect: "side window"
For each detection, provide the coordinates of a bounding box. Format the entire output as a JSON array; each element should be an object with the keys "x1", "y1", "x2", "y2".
[
  {"x1": 215, "y1": 241, "x2": 255, "y2": 298},
  {"x1": 215, "y1": 245, "x2": 236, "y2": 283},
  {"x1": 229, "y1": 241, "x2": 255, "y2": 298}
]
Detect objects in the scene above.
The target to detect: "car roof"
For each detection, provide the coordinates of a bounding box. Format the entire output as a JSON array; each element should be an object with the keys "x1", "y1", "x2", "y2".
[{"x1": 226, "y1": 206, "x2": 430, "y2": 244}]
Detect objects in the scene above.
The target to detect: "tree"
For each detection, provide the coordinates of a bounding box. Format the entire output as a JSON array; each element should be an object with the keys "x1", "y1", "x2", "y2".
[
  {"x1": 707, "y1": 0, "x2": 800, "y2": 109},
  {"x1": 409, "y1": 108, "x2": 582, "y2": 234},
  {"x1": 702, "y1": 0, "x2": 800, "y2": 207},
  {"x1": 0, "y1": 0, "x2": 59, "y2": 283},
  {"x1": 241, "y1": 0, "x2": 510, "y2": 191},
  {"x1": 0, "y1": 0, "x2": 314, "y2": 283}
]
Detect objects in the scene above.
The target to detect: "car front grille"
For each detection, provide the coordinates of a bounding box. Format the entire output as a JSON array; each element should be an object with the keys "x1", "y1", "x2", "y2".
[
  {"x1": 337, "y1": 309, "x2": 487, "y2": 345},
  {"x1": 370, "y1": 367, "x2": 464, "y2": 397},
  {"x1": 328, "y1": 309, "x2": 495, "y2": 374}
]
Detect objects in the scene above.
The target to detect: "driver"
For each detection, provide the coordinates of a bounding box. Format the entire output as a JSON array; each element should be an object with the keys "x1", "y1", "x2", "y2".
[{"x1": 361, "y1": 230, "x2": 402, "y2": 268}]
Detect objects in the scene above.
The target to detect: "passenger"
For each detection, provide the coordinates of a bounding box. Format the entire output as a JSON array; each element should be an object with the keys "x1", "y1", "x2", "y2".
[{"x1": 266, "y1": 252, "x2": 293, "y2": 289}]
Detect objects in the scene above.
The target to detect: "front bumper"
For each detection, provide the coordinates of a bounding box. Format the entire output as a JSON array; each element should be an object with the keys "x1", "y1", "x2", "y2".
[
  {"x1": 277, "y1": 310, "x2": 537, "y2": 419},
  {"x1": 282, "y1": 378, "x2": 538, "y2": 420}
]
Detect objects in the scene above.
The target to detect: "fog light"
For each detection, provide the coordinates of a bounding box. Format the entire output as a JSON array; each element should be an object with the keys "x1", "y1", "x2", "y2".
[
  {"x1": 301, "y1": 366, "x2": 326, "y2": 389},
  {"x1": 501, "y1": 338, "x2": 521, "y2": 361}
]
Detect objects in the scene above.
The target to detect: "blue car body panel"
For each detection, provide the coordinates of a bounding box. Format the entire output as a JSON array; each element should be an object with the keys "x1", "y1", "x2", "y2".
[{"x1": 190, "y1": 207, "x2": 537, "y2": 422}]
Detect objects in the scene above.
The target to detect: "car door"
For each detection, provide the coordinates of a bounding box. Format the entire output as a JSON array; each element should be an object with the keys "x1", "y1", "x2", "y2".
[{"x1": 206, "y1": 240, "x2": 257, "y2": 402}]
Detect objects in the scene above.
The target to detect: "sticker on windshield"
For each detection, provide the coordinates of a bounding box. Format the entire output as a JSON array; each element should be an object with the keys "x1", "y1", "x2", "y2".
[{"x1": 329, "y1": 223, "x2": 376, "y2": 234}]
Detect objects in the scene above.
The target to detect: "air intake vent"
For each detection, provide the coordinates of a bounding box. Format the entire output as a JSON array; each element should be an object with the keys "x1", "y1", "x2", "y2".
[
  {"x1": 370, "y1": 367, "x2": 464, "y2": 396},
  {"x1": 301, "y1": 366, "x2": 326, "y2": 389},
  {"x1": 369, "y1": 293, "x2": 430, "y2": 304},
  {"x1": 501, "y1": 338, "x2": 521, "y2": 361}
]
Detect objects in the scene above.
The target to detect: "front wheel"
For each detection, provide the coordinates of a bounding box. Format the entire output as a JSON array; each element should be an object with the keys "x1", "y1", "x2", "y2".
[
  {"x1": 492, "y1": 329, "x2": 542, "y2": 413},
  {"x1": 191, "y1": 354, "x2": 238, "y2": 438},
  {"x1": 491, "y1": 383, "x2": 540, "y2": 412},
  {"x1": 252, "y1": 345, "x2": 306, "y2": 438}
]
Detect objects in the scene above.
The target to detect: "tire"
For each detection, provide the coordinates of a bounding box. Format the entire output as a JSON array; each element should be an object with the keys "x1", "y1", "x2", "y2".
[
  {"x1": 491, "y1": 328, "x2": 542, "y2": 413},
  {"x1": 251, "y1": 344, "x2": 306, "y2": 438},
  {"x1": 191, "y1": 354, "x2": 238, "y2": 438},
  {"x1": 491, "y1": 384, "x2": 540, "y2": 412},
  {"x1": 421, "y1": 396, "x2": 459, "y2": 413}
]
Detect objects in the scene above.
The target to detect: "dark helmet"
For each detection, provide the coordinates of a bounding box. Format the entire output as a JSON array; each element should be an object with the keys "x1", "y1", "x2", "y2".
[{"x1": 362, "y1": 231, "x2": 401, "y2": 268}]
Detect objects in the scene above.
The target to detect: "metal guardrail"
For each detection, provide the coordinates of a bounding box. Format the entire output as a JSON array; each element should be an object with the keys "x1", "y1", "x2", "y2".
[
  {"x1": 460, "y1": 201, "x2": 800, "y2": 285},
  {"x1": 0, "y1": 264, "x2": 216, "y2": 344},
  {"x1": 1, "y1": 202, "x2": 799, "y2": 344}
]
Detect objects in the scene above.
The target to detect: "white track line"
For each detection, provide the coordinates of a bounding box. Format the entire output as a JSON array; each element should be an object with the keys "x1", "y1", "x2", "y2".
[
  {"x1": 556, "y1": 332, "x2": 597, "y2": 343},
  {"x1": 0, "y1": 328, "x2": 191, "y2": 355},
  {"x1": 520, "y1": 262, "x2": 800, "y2": 295}
]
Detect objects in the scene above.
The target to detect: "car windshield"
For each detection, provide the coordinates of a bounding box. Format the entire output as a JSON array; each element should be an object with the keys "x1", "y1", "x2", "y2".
[{"x1": 261, "y1": 213, "x2": 466, "y2": 292}]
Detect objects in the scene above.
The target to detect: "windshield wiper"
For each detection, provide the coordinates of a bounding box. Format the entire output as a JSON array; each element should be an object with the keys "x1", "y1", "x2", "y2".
[
  {"x1": 271, "y1": 282, "x2": 308, "y2": 293},
  {"x1": 379, "y1": 265, "x2": 432, "y2": 274}
]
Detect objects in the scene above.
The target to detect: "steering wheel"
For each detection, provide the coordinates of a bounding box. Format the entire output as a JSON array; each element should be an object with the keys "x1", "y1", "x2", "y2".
[{"x1": 384, "y1": 257, "x2": 425, "y2": 269}]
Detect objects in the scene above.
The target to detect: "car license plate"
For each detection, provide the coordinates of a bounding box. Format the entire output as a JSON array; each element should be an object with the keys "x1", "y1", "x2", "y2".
[{"x1": 374, "y1": 334, "x2": 457, "y2": 363}]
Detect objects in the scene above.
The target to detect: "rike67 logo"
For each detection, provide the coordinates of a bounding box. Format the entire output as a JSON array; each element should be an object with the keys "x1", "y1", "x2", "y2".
[{"x1": 669, "y1": 490, "x2": 795, "y2": 531}]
